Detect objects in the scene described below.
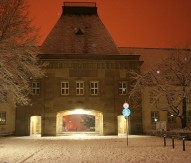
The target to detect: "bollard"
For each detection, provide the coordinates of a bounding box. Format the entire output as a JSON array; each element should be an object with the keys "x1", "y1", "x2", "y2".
[
  {"x1": 183, "y1": 137, "x2": 185, "y2": 151},
  {"x1": 163, "y1": 134, "x2": 166, "y2": 147},
  {"x1": 172, "y1": 137, "x2": 174, "y2": 149}
]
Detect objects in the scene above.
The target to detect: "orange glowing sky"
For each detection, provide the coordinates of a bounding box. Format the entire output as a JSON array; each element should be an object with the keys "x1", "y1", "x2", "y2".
[{"x1": 27, "y1": 0, "x2": 191, "y2": 48}]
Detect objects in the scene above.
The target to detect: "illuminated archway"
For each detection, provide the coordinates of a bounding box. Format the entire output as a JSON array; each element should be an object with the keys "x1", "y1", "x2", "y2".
[
  {"x1": 56, "y1": 109, "x2": 103, "y2": 135},
  {"x1": 30, "y1": 116, "x2": 41, "y2": 136}
]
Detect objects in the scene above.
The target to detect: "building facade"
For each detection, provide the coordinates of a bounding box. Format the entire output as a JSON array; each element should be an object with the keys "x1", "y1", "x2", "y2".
[
  {"x1": 3, "y1": 2, "x2": 190, "y2": 137},
  {"x1": 120, "y1": 47, "x2": 191, "y2": 133},
  {"x1": 15, "y1": 2, "x2": 143, "y2": 136}
]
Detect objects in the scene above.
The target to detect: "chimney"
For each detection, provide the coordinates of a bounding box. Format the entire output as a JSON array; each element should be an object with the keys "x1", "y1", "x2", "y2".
[{"x1": 62, "y1": 2, "x2": 97, "y2": 15}]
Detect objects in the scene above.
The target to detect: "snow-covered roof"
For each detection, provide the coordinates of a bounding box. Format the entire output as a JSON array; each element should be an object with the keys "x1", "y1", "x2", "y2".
[{"x1": 40, "y1": 3, "x2": 119, "y2": 55}]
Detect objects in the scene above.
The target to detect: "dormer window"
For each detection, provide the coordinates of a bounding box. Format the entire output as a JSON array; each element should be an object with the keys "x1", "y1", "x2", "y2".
[{"x1": 74, "y1": 28, "x2": 84, "y2": 35}]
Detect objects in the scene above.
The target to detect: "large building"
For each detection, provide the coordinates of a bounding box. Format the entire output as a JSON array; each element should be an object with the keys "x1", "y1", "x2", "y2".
[
  {"x1": 15, "y1": 2, "x2": 143, "y2": 136},
  {"x1": 1, "y1": 2, "x2": 191, "y2": 137}
]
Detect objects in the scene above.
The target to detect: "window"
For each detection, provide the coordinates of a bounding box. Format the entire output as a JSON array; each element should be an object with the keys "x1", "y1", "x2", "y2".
[
  {"x1": 187, "y1": 111, "x2": 191, "y2": 122},
  {"x1": 0, "y1": 112, "x2": 6, "y2": 125},
  {"x1": 76, "y1": 81, "x2": 84, "y2": 95},
  {"x1": 167, "y1": 112, "x2": 176, "y2": 123},
  {"x1": 32, "y1": 82, "x2": 40, "y2": 95},
  {"x1": 119, "y1": 81, "x2": 127, "y2": 95},
  {"x1": 90, "y1": 81, "x2": 99, "y2": 95},
  {"x1": 151, "y1": 111, "x2": 160, "y2": 123},
  {"x1": 61, "y1": 81, "x2": 69, "y2": 95}
]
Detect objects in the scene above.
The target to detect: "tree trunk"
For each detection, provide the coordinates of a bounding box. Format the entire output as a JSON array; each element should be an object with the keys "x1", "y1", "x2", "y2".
[{"x1": 181, "y1": 96, "x2": 187, "y2": 128}]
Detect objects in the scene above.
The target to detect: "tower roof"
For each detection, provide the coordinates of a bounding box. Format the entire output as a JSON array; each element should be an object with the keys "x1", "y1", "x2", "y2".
[{"x1": 40, "y1": 2, "x2": 119, "y2": 55}]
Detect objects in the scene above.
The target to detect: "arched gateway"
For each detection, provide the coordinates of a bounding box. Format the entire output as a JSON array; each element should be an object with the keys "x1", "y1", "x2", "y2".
[{"x1": 56, "y1": 109, "x2": 103, "y2": 136}]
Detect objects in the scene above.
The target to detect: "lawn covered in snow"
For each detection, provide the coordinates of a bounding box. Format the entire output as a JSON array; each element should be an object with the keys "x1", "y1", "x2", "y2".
[{"x1": 0, "y1": 135, "x2": 191, "y2": 163}]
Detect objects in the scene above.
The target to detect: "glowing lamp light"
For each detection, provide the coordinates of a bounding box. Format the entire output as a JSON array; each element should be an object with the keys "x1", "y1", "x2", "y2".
[
  {"x1": 154, "y1": 118, "x2": 158, "y2": 122},
  {"x1": 73, "y1": 109, "x2": 85, "y2": 114}
]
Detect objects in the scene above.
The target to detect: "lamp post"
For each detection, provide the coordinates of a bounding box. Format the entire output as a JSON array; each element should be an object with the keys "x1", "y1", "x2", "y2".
[{"x1": 122, "y1": 102, "x2": 131, "y2": 146}]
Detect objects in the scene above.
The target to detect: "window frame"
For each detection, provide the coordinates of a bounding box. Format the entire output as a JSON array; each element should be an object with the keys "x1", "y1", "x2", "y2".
[
  {"x1": 61, "y1": 81, "x2": 70, "y2": 95},
  {"x1": 0, "y1": 112, "x2": 6, "y2": 125},
  {"x1": 167, "y1": 112, "x2": 176, "y2": 123},
  {"x1": 90, "y1": 81, "x2": 99, "y2": 96},
  {"x1": 32, "y1": 81, "x2": 40, "y2": 95},
  {"x1": 76, "y1": 81, "x2": 84, "y2": 96},
  {"x1": 119, "y1": 81, "x2": 128, "y2": 95},
  {"x1": 151, "y1": 111, "x2": 160, "y2": 124}
]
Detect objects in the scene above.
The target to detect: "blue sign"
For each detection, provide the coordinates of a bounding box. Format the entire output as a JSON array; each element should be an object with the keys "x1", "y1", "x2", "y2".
[{"x1": 122, "y1": 108, "x2": 131, "y2": 117}]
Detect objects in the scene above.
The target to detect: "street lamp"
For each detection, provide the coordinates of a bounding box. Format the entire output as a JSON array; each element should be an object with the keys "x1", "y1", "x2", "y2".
[{"x1": 122, "y1": 102, "x2": 131, "y2": 146}]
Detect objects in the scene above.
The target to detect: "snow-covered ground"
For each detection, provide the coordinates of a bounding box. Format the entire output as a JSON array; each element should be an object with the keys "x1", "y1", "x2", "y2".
[{"x1": 0, "y1": 135, "x2": 191, "y2": 163}]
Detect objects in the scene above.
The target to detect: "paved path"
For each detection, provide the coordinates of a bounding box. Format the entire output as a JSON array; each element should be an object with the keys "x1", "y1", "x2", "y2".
[{"x1": 0, "y1": 135, "x2": 191, "y2": 163}]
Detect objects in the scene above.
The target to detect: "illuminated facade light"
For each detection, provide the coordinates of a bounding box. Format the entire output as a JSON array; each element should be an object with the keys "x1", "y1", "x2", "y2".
[{"x1": 73, "y1": 109, "x2": 87, "y2": 114}]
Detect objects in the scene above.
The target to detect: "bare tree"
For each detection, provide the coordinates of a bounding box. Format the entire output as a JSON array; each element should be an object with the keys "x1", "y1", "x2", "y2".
[
  {"x1": 0, "y1": 0, "x2": 44, "y2": 105},
  {"x1": 129, "y1": 49, "x2": 191, "y2": 128}
]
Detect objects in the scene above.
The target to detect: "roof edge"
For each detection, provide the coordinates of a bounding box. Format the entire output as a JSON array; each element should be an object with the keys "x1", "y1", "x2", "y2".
[
  {"x1": 118, "y1": 47, "x2": 191, "y2": 51},
  {"x1": 38, "y1": 53, "x2": 141, "y2": 60},
  {"x1": 62, "y1": 2, "x2": 97, "y2": 15}
]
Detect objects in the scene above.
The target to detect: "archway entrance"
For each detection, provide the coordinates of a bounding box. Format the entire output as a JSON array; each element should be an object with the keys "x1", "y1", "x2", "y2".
[
  {"x1": 56, "y1": 109, "x2": 103, "y2": 136},
  {"x1": 30, "y1": 116, "x2": 41, "y2": 136}
]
